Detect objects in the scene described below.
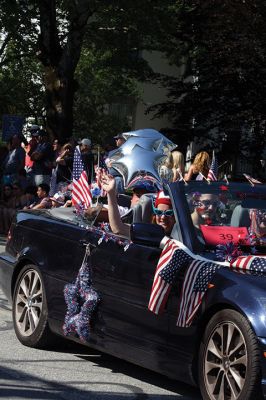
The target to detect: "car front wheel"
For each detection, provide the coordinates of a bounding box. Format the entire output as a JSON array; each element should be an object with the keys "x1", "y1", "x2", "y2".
[
  {"x1": 199, "y1": 309, "x2": 262, "y2": 400},
  {"x1": 12, "y1": 264, "x2": 55, "y2": 348}
]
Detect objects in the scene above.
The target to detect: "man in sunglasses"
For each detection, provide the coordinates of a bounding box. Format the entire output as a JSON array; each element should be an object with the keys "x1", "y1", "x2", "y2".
[{"x1": 191, "y1": 193, "x2": 220, "y2": 229}]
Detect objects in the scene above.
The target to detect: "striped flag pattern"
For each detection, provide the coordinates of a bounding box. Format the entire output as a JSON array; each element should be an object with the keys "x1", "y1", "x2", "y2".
[
  {"x1": 176, "y1": 260, "x2": 220, "y2": 327},
  {"x1": 72, "y1": 171, "x2": 92, "y2": 208},
  {"x1": 148, "y1": 239, "x2": 179, "y2": 314},
  {"x1": 230, "y1": 255, "x2": 266, "y2": 274},
  {"x1": 148, "y1": 241, "x2": 266, "y2": 328},
  {"x1": 148, "y1": 239, "x2": 220, "y2": 327},
  {"x1": 207, "y1": 151, "x2": 218, "y2": 181}
]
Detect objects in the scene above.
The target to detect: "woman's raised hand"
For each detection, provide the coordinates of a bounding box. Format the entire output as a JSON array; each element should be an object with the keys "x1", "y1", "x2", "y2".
[{"x1": 99, "y1": 171, "x2": 116, "y2": 194}]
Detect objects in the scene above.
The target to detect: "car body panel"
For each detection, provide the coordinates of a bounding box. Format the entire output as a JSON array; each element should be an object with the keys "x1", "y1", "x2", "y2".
[{"x1": 1, "y1": 181, "x2": 266, "y2": 394}]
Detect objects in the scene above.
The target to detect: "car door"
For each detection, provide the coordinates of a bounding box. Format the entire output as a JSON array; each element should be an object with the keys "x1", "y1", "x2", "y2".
[{"x1": 91, "y1": 234, "x2": 170, "y2": 367}]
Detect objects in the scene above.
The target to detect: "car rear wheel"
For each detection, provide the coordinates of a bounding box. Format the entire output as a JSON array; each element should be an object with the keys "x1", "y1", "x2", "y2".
[
  {"x1": 12, "y1": 264, "x2": 55, "y2": 348},
  {"x1": 199, "y1": 309, "x2": 262, "y2": 400}
]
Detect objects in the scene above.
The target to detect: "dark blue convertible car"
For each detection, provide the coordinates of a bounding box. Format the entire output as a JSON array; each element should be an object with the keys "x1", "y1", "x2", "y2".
[{"x1": 0, "y1": 181, "x2": 266, "y2": 400}]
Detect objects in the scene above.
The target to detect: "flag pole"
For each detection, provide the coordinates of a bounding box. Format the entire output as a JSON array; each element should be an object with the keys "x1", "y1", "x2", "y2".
[
  {"x1": 97, "y1": 146, "x2": 100, "y2": 168},
  {"x1": 199, "y1": 172, "x2": 210, "y2": 184},
  {"x1": 178, "y1": 170, "x2": 188, "y2": 185},
  {"x1": 224, "y1": 174, "x2": 229, "y2": 185}
]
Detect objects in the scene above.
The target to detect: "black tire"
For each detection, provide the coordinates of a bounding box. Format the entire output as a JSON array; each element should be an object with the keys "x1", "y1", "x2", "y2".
[
  {"x1": 12, "y1": 264, "x2": 55, "y2": 349},
  {"x1": 199, "y1": 309, "x2": 262, "y2": 400}
]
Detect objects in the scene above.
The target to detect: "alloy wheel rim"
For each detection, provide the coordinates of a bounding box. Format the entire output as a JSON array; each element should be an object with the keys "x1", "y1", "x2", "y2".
[
  {"x1": 204, "y1": 321, "x2": 247, "y2": 400},
  {"x1": 15, "y1": 270, "x2": 43, "y2": 336}
]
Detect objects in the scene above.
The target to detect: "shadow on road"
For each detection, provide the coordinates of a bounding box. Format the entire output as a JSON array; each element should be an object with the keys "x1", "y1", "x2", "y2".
[
  {"x1": 0, "y1": 364, "x2": 201, "y2": 399},
  {"x1": 76, "y1": 351, "x2": 201, "y2": 400}
]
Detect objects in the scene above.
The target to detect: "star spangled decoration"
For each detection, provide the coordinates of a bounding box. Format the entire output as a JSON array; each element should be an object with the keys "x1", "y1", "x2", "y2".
[
  {"x1": 63, "y1": 246, "x2": 100, "y2": 342},
  {"x1": 111, "y1": 145, "x2": 165, "y2": 187},
  {"x1": 159, "y1": 249, "x2": 193, "y2": 284},
  {"x1": 109, "y1": 130, "x2": 176, "y2": 188}
]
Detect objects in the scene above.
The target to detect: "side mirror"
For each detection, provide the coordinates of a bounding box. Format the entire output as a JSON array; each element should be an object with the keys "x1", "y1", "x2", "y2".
[{"x1": 130, "y1": 223, "x2": 165, "y2": 247}]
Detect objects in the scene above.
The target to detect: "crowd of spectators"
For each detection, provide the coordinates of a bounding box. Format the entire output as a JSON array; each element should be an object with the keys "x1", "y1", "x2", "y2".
[
  {"x1": 0, "y1": 126, "x2": 212, "y2": 236},
  {"x1": 0, "y1": 126, "x2": 113, "y2": 235}
]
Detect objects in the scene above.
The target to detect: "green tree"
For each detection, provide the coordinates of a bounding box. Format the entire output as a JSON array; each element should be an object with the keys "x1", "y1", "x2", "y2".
[
  {"x1": 1, "y1": 0, "x2": 172, "y2": 142},
  {"x1": 150, "y1": 0, "x2": 266, "y2": 164}
]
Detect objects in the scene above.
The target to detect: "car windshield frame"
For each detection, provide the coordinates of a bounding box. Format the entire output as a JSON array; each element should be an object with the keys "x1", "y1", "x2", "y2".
[{"x1": 169, "y1": 180, "x2": 266, "y2": 254}]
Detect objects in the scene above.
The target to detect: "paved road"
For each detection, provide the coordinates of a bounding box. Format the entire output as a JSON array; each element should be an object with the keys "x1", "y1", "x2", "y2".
[{"x1": 0, "y1": 236, "x2": 202, "y2": 400}]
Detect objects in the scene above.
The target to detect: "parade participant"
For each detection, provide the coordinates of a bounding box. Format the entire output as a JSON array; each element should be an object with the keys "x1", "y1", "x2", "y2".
[
  {"x1": 250, "y1": 209, "x2": 266, "y2": 239},
  {"x1": 159, "y1": 154, "x2": 174, "y2": 182},
  {"x1": 50, "y1": 192, "x2": 66, "y2": 208},
  {"x1": 171, "y1": 150, "x2": 185, "y2": 181},
  {"x1": 152, "y1": 190, "x2": 176, "y2": 235},
  {"x1": 185, "y1": 151, "x2": 210, "y2": 181},
  {"x1": 24, "y1": 183, "x2": 52, "y2": 210},
  {"x1": 84, "y1": 179, "x2": 157, "y2": 222},
  {"x1": 191, "y1": 193, "x2": 219, "y2": 230},
  {"x1": 99, "y1": 171, "x2": 175, "y2": 238}
]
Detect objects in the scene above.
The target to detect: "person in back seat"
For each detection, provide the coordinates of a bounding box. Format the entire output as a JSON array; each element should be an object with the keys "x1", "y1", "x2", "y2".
[
  {"x1": 191, "y1": 193, "x2": 219, "y2": 228},
  {"x1": 99, "y1": 170, "x2": 175, "y2": 237},
  {"x1": 85, "y1": 174, "x2": 158, "y2": 223}
]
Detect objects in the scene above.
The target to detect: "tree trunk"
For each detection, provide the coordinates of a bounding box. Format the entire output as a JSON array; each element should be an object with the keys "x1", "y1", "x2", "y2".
[
  {"x1": 43, "y1": 65, "x2": 76, "y2": 140},
  {"x1": 37, "y1": 0, "x2": 93, "y2": 141}
]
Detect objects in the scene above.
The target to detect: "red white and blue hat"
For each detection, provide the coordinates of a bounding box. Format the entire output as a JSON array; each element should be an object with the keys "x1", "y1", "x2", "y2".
[{"x1": 154, "y1": 190, "x2": 172, "y2": 207}]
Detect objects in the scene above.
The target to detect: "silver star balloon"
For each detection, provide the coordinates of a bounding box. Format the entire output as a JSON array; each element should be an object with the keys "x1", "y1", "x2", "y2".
[{"x1": 109, "y1": 129, "x2": 177, "y2": 188}]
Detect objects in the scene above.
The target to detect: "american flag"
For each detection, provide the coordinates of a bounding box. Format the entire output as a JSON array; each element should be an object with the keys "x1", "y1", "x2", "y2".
[
  {"x1": 73, "y1": 145, "x2": 85, "y2": 180},
  {"x1": 148, "y1": 240, "x2": 192, "y2": 315},
  {"x1": 207, "y1": 151, "x2": 218, "y2": 181},
  {"x1": 176, "y1": 260, "x2": 220, "y2": 327},
  {"x1": 230, "y1": 255, "x2": 266, "y2": 274},
  {"x1": 72, "y1": 171, "x2": 92, "y2": 208},
  {"x1": 148, "y1": 238, "x2": 266, "y2": 328}
]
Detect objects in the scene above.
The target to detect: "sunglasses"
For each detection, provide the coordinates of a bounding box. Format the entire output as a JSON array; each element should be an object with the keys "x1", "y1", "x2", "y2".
[
  {"x1": 198, "y1": 200, "x2": 219, "y2": 208},
  {"x1": 152, "y1": 204, "x2": 174, "y2": 217}
]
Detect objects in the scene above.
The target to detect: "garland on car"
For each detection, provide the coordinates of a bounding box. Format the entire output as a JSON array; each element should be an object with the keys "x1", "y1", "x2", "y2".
[
  {"x1": 63, "y1": 228, "x2": 131, "y2": 342},
  {"x1": 63, "y1": 244, "x2": 100, "y2": 342}
]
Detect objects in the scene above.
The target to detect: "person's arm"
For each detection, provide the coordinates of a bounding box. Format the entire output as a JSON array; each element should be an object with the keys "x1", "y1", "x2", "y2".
[
  {"x1": 100, "y1": 172, "x2": 130, "y2": 237},
  {"x1": 32, "y1": 197, "x2": 51, "y2": 210},
  {"x1": 184, "y1": 165, "x2": 195, "y2": 181}
]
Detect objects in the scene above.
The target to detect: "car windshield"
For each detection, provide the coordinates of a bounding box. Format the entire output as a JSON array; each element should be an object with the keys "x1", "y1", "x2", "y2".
[{"x1": 183, "y1": 181, "x2": 266, "y2": 253}]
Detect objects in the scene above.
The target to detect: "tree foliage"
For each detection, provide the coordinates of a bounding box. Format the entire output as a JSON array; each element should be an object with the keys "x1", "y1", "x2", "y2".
[
  {"x1": 0, "y1": 0, "x2": 172, "y2": 143},
  {"x1": 149, "y1": 0, "x2": 266, "y2": 164}
]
